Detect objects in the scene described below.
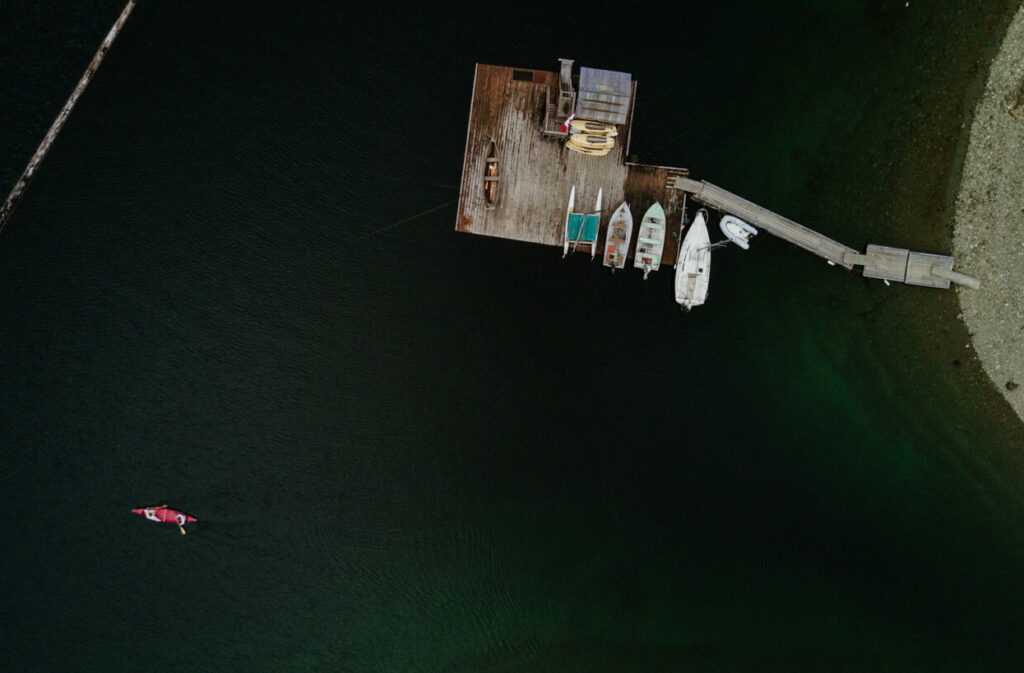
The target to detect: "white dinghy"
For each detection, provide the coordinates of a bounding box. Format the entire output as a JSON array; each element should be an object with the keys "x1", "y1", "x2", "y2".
[{"x1": 719, "y1": 215, "x2": 758, "y2": 250}]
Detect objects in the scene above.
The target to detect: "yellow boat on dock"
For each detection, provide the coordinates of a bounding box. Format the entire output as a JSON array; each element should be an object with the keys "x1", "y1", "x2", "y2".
[
  {"x1": 569, "y1": 119, "x2": 618, "y2": 136},
  {"x1": 568, "y1": 133, "x2": 615, "y2": 150}
]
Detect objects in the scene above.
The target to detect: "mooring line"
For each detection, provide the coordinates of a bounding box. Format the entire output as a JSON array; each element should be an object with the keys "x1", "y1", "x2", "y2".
[{"x1": 359, "y1": 200, "x2": 456, "y2": 239}]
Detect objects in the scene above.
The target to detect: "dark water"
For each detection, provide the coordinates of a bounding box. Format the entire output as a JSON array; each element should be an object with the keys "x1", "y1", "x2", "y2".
[{"x1": 3, "y1": 1, "x2": 1024, "y2": 670}]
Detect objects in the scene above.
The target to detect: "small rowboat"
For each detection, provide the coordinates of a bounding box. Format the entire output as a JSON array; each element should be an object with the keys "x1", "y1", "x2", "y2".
[
  {"x1": 569, "y1": 119, "x2": 618, "y2": 136},
  {"x1": 132, "y1": 505, "x2": 196, "y2": 535},
  {"x1": 568, "y1": 133, "x2": 615, "y2": 150},
  {"x1": 483, "y1": 138, "x2": 499, "y2": 210},
  {"x1": 633, "y1": 202, "x2": 666, "y2": 279},
  {"x1": 602, "y1": 201, "x2": 633, "y2": 270}
]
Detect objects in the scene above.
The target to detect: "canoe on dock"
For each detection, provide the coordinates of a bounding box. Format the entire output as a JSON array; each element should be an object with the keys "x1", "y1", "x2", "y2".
[
  {"x1": 569, "y1": 119, "x2": 618, "y2": 136},
  {"x1": 633, "y1": 202, "x2": 666, "y2": 279},
  {"x1": 602, "y1": 202, "x2": 633, "y2": 269},
  {"x1": 568, "y1": 134, "x2": 615, "y2": 150},
  {"x1": 483, "y1": 138, "x2": 499, "y2": 210},
  {"x1": 675, "y1": 208, "x2": 711, "y2": 310}
]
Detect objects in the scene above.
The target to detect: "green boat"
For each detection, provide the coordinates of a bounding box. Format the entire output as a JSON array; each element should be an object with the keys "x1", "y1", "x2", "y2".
[{"x1": 563, "y1": 186, "x2": 603, "y2": 259}]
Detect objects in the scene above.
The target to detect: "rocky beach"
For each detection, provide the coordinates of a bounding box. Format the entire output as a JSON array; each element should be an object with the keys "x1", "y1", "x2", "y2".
[{"x1": 953, "y1": 3, "x2": 1024, "y2": 423}]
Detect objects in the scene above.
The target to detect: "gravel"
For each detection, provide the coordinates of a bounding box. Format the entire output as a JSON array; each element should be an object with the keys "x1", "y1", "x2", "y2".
[{"x1": 953, "y1": 3, "x2": 1024, "y2": 422}]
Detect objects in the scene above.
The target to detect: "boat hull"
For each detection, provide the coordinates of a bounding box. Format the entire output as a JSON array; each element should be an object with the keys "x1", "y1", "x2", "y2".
[
  {"x1": 564, "y1": 188, "x2": 603, "y2": 259},
  {"x1": 633, "y1": 202, "x2": 666, "y2": 276},
  {"x1": 568, "y1": 133, "x2": 615, "y2": 150},
  {"x1": 675, "y1": 210, "x2": 711, "y2": 309},
  {"x1": 567, "y1": 145, "x2": 612, "y2": 156},
  {"x1": 602, "y1": 202, "x2": 633, "y2": 269},
  {"x1": 719, "y1": 215, "x2": 757, "y2": 250},
  {"x1": 132, "y1": 507, "x2": 197, "y2": 525},
  {"x1": 569, "y1": 119, "x2": 618, "y2": 136},
  {"x1": 483, "y1": 138, "x2": 499, "y2": 210}
]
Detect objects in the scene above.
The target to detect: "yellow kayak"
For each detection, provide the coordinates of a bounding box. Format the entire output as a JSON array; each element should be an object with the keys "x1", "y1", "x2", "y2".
[
  {"x1": 569, "y1": 119, "x2": 618, "y2": 136},
  {"x1": 567, "y1": 144, "x2": 612, "y2": 157},
  {"x1": 568, "y1": 133, "x2": 615, "y2": 150}
]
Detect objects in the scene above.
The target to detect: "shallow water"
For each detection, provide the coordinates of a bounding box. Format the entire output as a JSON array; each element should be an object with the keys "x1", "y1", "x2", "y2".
[{"x1": 2, "y1": 1, "x2": 1024, "y2": 670}]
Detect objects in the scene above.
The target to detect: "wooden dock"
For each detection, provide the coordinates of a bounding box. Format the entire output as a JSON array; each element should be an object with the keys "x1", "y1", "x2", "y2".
[
  {"x1": 673, "y1": 177, "x2": 859, "y2": 268},
  {"x1": 672, "y1": 177, "x2": 980, "y2": 288},
  {"x1": 456, "y1": 60, "x2": 980, "y2": 290},
  {"x1": 456, "y1": 63, "x2": 688, "y2": 267}
]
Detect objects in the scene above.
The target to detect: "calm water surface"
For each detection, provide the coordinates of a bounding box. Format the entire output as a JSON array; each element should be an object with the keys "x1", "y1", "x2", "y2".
[{"x1": 2, "y1": 1, "x2": 1024, "y2": 671}]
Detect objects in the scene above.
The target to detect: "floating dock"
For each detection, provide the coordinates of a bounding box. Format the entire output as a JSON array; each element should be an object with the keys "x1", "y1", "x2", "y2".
[
  {"x1": 456, "y1": 63, "x2": 688, "y2": 265},
  {"x1": 455, "y1": 59, "x2": 980, "y2": 291}
]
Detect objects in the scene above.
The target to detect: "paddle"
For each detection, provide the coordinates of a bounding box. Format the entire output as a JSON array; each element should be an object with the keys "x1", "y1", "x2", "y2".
[{"x1": 146, "y1": 505, "x2": 186, "y2": 534}]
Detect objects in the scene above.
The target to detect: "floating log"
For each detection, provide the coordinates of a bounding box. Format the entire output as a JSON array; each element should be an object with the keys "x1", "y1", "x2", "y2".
[{"x1": 0, "y1": 0, "x2": 137, "y2": 238}]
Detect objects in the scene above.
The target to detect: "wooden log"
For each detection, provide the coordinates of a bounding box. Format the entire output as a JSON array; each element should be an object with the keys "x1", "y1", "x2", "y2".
[
  {"x1": 931, "y1": 266, "x2": 982, "y2": 290},
  {"x1": 0, "y1": 0, "x2": 137, "y2": 237}
]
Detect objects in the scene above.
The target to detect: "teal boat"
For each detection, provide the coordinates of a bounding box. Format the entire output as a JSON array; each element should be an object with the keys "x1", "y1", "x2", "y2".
[{"x1": 562, "y1": 187, "x2": 603, "y2": 259}]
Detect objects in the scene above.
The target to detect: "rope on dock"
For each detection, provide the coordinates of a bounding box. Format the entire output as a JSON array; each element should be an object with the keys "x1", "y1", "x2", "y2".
[{"x1": 0, "y1": 0, "x2": 137, "y2": 239}]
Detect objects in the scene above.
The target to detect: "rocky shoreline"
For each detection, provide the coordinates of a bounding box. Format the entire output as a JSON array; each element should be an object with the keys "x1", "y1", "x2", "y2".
[{"x1": 952, "y1": 3, "x2": 1024, "y2": 423}]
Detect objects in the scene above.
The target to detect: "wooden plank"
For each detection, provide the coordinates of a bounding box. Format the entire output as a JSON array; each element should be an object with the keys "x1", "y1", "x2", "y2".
[
  {"x1": 456, "y1": 64, "x2": 680, "y2": 266},
  {"x1": 905, "y1": 251, "x2": 953, "y2": 288},
  {"x1": 930, "y1": 266, "x2": 981, "y2": 290},
  {"x1": 862, "y1": 244, "x2": 909, "y2": 281},
  {"x1": 673, "y1": 177, "x2": 857, "y2": 268}
]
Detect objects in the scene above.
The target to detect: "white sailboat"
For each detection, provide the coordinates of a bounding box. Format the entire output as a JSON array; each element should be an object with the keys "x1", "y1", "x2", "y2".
[
  {"x1": 675, "y1": 208, "x2": 711, "y2": 310},
  {"x1": 632, "y1": 202, "x2": 666, "y2": 280}
]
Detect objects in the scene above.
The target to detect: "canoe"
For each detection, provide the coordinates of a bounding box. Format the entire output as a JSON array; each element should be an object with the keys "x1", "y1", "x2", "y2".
[
  {"x1": 483, "y1": 138, "x2": 499, "y2": 210},
  {"x1": 633, "y1": 202, "x2": 666, "y2": 279},
  {"x1": 602, "y1": 202, "x2": 633, "y2": 269},
  {"x1": 719, "y1": 214, "x2": 757, "y2": 249},
  {"x1": 133, "y1": 505, "x2": 196, "y2": 534},
  {"x1": 675, "y1": 208, "x2": 711, "y2": 310},
  {"x1": 569, "y1": 119, "x2": 618, "y2": 136}
]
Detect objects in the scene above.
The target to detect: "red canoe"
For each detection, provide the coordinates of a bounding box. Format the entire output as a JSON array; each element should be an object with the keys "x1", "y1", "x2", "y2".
[{"x1": 132, "y1": 505, "x2": 196, "y2": 532}]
